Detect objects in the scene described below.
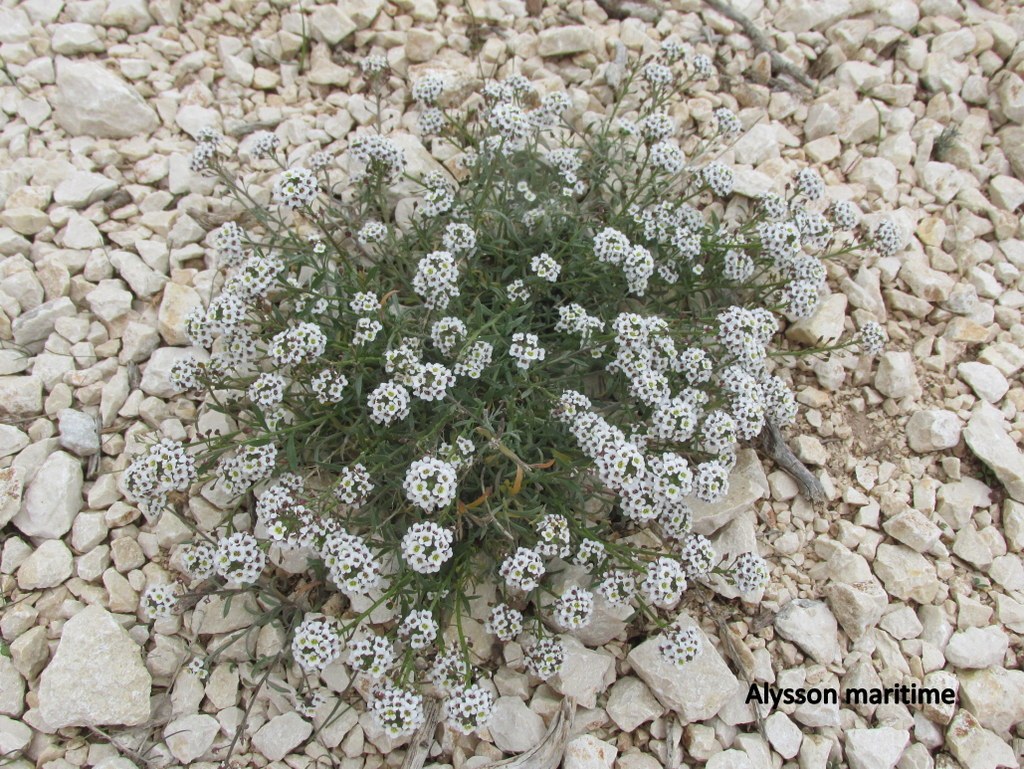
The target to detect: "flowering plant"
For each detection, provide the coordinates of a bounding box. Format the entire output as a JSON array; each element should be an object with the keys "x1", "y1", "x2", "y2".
[{"x1": 128, "y1": 45, "x2": 894, "y2": 743}]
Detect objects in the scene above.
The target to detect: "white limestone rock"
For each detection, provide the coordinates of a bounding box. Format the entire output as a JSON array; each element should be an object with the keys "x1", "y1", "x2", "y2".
[
  {"x1": 905, "y1": 410, "x2": 961, "y2": 453},
  {"x1": 487, "y1": 696, "x2": 544, "y2": 754},
  {"x1": 563, "y1": 735, "x2": 617, "y2": 769},
  {"x1": 957, "y1": 667, "x2": 1024, "y2": 738},
  {"x1": 873, "y1": 544, "x2": 938, "y2": 603},
  {"x1": 38, "y1": 605, "x2": 152, "y2": 727},
  {"x1": 874, "y1": 352, "x2": 919, "y2": 400},
  {"x1": 627, "y1": 613, "x2": 738, "y2": 724},
  {"x1": 957, "y1": 362, "x2": 1009, "y2": 403},
  {"x1": 164, "y1": 714, "x2": 218, "y2": 763},
  {"x1": 538, "y1": 26, "x2": 595, "y2": 57},
  {"x1": 963, "y1": 403, "x2": 1024, "y2": 503},
  {"x1": 252, "y1": 711, "x2": 312, "y2": 761},
  {"x1": 158, "y1": 282, "x2": 202, "y2": 346},
  {"x1": 52, "y1": 58, "x2": 158, "y2": 138},
  {"x1": 12, "y1": 450, "x2": 83, "y2": 539},
  {"x1": 945, "y1": 627, "x2": 1008, "y2": 670},
  {"x1": 945, "y1": 710, "x2": 1017, "y2": 769},
  {"x1": 773, "y1": 599, "x2": 840, "y2": 665},
  {"x1": 605, "y1": 677, "x2": 663, "y2": 732},
  {"x1": 844, "y1": 728, "x2": 908, "y2": 769},
  {"x1": 17, "y1": 539, "x2": 73, "y2": 589},
  {"x1": 0, "y1": 466, "x2": 24, "y2": 530},
  {"x1": 550, "y1": 635, "x2": 615, "y2": 709},
  {"x1": 58, "y1": 409, "x2": 100, "y2": 456}
]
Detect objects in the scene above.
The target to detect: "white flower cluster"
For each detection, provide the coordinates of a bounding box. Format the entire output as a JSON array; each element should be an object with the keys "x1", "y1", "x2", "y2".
[
  {"x1": 292, "y1": 616, "x2": 342, "y2": 672},
  {"x1": 445, "y1": 684, "x2": 494, "y2": 735},
  {"x1": 659, "y1": 625, "x2": 703, "y2": 666},
  {"x1": 272, "y1": 168, "x2": 318, "y2": 209},
  {"x1": 554, "y1": 585, "x2": 594, "y2": 630},
  {"x1": 486, "y1": 604, "x2": 524, "y2": 641},
  {"x1": 413, "y1": 250, "x2": 460, "y2": 310},
  {"x1": 525, "y1": 637, "x2": 565, "y2": 680},
  {"x1": 509, "y1": 333, "x2": 545, "y2": 369},
  {"x1": 350, "y1": 134, "x2": 406, "y2": 181},
  {"x1": 403, "y1": 457, "x2": 458, "y2": 512},
  {"x1": 214, "y1": 532, "x2": 266, "y2": 585},
  {"x1": 500, "y1": 547, "x2": 545, "y2": 592},
  {"x1": 123, "y1": 439, "x2": 197, "y2": 520},
  {"x1": 732, "y1": 551, "x2": 771, "y2": 594},
  {"x1": 321, "y1": 530, "x2": 383, "y2": 595},
  {"x1": 349, "y1": 635, "x2": 394, "y2": 678},
  {"x1": 141, "y1": 583, "x2": 180, "y2": 619},
  {"x1": 401, "y1": 521, "x2": 454, "y2": 574},
  {"x1": 399, "y1": 610, "x2": 439, "y2": 649},
  {"x1": 370, "y1": 684, "x2": 425, "y2": 738}
]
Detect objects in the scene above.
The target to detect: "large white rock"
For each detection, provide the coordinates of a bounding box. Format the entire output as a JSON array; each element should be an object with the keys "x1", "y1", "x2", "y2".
[
  {"x1": 945, "y1": 627, "x2": 1008, "y2": 669},
  {"x1": 563, "y1": 735, "x2": 617, "y2": 769},
  {"x1": 873, "y1": 544, "x2": 938, "y2": 603},
  {"x1": 773, "y1": 599, "x2": 840, "y2": 665},
  {"x1": 12, "y1": 450, "x2": 83, "y2": 538},
  {"x1": 487, "y1": 696, "x2": 544, "y2": 754},
  {"x1": 786, "y1": 294, "x2": 847, "y2": 346},
  {"x1": 958, "y1": 667, "x2": 1024, "y2": 738},
  {"x1": 826, "y1": 579, "x2": 888, "y2": 641},
  {"x1": 957, "y1": 362, "x2": 1009, "y2": 403},
  {"x1": 688, "y1": 449, "x2": 769, "y2": 535},
  {"x1": 538, "y1": 25, "x2": 595, "y2": 57},
  {"x1": 17, "y1": 539, "x2": 73, "y2": 590},
  {"x1": 0, "y1": 466, "x2": 24, "y2": 529},
  {"x1": 844, "y1": 728, "x2": 908, "y2": 769},
  {"x1": 905, "y1": 409, "x2": 961, "y2": 453},
  {"x1": 252, "y1": 711, "x2": 312, "y2": 761},
  {"x1": 963, "y1": 403, "x2": 1024, "y2": 503},
  {"x1": 52, "y1": 58, "x2": 158, "y2": 138},
  {"x1": 158, "y1": 282, "x2": 202, "y2": 345},
  {"x1": 140, "y1": 347, "x2": 208, "y2": 398},
  {"x1": 39, "y1": 605, "x2": 152, "y2": 727},
  {"x1": 164, "y1": 714, "x2": 219, "y2": 763},
  {"x1": 627, "y1": 613, "x2": 738, "y2": 723},
  {"x1": 945, "y1": 710, "x2": 1017, "y2": 769},
  {"x1": 774, "y1": 0, "x2": 851, "y2": 32},
  {"x1": 58, "y1": 409, "x2": 100, "y2": 456},
  {"x1": 550, "y1": 635, "x2": 615, "y2": 708},
  {"x1": 54, "y1": 171, "x2": 118, "y2": 208},
  {"x1": 605, "y1": 676, "x2": 663, "y2": 732}
]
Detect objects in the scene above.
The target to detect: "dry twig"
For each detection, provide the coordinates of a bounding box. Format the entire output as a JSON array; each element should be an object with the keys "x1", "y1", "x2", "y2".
[{"x1": 701, "y1": 0, "x2": 816, "y2": 93}]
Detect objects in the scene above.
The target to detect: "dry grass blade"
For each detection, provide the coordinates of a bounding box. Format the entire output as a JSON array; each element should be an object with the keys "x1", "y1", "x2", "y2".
[
  {"x1": 482, "y1": 698, "x2": 576, "y2": 769},
  {"x1": 401, "y1": 697, "x2": 441, "y2": 769}
]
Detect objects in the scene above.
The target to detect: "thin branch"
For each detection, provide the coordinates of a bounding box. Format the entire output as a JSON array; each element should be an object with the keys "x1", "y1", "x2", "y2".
[
  {"x1": 701, "y1": 0, "x2": 816, "y2": 93},
  {"x1": 758, "y1": 421, "x2": 826, "y2": 509}
]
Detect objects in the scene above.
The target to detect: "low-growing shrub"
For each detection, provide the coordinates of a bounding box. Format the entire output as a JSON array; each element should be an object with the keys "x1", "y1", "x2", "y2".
[{"x1": 128, "y1": 44, "x2": 893, "y2": 742}]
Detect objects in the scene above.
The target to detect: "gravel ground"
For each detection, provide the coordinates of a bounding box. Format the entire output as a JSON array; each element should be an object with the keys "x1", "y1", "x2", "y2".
[{"x1": 1, "y1": 1, "x2": 1024, "y2": 768}]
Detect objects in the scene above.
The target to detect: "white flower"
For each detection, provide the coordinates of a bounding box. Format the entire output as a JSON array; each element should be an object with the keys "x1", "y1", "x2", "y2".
[
  {"x1": 141, "y1": 584, "x2": 179, "y2": 620},
  {"x1": 368, "y1": 381, "x2": 411, "y2": 425},
  {"x1": 399, "y1": 610, "x2": 439, "y2": 649},
  {"x1": 269, "y1": 322, "x2": 327, "y2": 366},
  {"x1": 525, "y1": 637, "x2": 564, "y2": 680},
  {"x1": 659, "y1": 626, "x2": 703, "y2": 666},
  {"x1": 733, "y1": 551, "x2": 770, "y2": 593},
  {"x1": 641, "y1": 557, "x2": 688, "y2": 608},
  {"x1": 486, "y1": 604, "x2": 524, "y2": 641},
  {"x1": 509, "y1": 333, "x2": 545, "y2": 370},
  {"x1": 403, "y1": 457, "x2": 458, "y2": 512},
  {"x1": 272, "y1": 168, "x2": 318, "y2": 209},
  {"x1": 292, "y1": 616, "x2": 342, "y2": 672},
  {"x1": 401, "y1": 521, "x2": 454, "y2": 574},
  {"x1": 856, "y1": 321, "x2": 886, "y2": 356},
  {"x1": 370, "y1": 683, "x2": 425, "y2": 739},
  {"x1": 349, "y1": 635, "x2": 394, "y2": 678},
  {"x1": 499, "y1": 547, "x2": 545, "y2": 592},
  {"x1": 553, "y1": 586, "x2": 594, "y2": 630},
  {"x1": 123, "y1": 438, "x2": 197, "y2": 520},
  {"x1": 214, "y1": 532, "x2": 266, "y2": 585},
  {"x1": 446, "y1": 684, "x2": 494, "y2": 735},
  {"x1": 530, "y1": 253, "x2": 561, "y2": 282}
]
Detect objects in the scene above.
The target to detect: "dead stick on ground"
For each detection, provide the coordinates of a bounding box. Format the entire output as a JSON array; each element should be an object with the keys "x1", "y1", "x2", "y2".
[
  {"x1": 701, "y1": 0, "x2": 816, "y2": 93},
  {"x1": 482, "y1": 698, "x2": 577, "y2": 769},
  {"x1": 401, "y1": 697, "x2": 441, "y2": 769},
  {"x1": 759, "y1": 421, "x2": 826, "y2": 509}
]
